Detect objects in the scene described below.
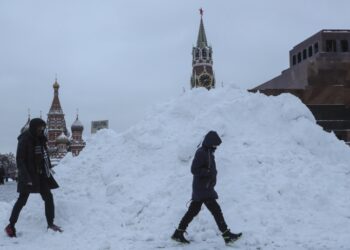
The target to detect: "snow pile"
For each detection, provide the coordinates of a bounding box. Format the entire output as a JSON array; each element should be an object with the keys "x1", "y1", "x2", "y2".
[{"x1": 1, "y1": 86, "x2": 350, "y2": 250}]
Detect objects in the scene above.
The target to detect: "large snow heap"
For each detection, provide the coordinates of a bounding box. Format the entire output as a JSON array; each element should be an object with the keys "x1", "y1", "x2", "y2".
[{"x1": 1, "y1": 86, "x2": 350, "y2": 250}]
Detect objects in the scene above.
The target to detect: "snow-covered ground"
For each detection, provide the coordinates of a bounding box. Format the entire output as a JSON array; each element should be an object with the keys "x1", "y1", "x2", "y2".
[
  {"x1": 0, "y1": 182, "x2": 16, "y2": 203},
  {"x1": 1, "y1": 86, "x2": 350, "y2": 249}
]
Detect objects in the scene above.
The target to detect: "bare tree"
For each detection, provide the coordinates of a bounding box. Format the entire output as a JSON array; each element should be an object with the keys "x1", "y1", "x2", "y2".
[{"x1": 0, "y1": 153, "x2": 17, "y2": 181}]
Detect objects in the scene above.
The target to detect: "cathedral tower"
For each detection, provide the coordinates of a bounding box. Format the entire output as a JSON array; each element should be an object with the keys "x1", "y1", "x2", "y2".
[
  {"x1": 56, "y1": 131, "x2": 69, "y2": 158},
  {"x1": 47, "y1": 79, "x2": 69, "y2": 162},
  {"x1": 70, "y1": 114, "x2": 85, "y2": 156},
  {"x1": 191, "y1": 9, "x2": 215, "y2": 89}
]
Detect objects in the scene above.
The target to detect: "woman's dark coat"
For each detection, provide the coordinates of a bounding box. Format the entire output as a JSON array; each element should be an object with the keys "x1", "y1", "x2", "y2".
[
  {"x1": 16, "y1": 127, "x2": 59, "y2": 193},
  {"x1": 191, "y1": 131, "x2": 222, "y2": 201}
]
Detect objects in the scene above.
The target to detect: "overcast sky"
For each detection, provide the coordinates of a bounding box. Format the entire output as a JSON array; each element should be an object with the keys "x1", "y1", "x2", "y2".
[{"x1": 1, "y1": 0, "x2": 350, "y2": 153}]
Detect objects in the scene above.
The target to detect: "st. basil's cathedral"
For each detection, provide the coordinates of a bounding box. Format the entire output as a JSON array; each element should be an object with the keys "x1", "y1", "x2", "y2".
[{"x1": 21, "y1": 79, "x2": 85, "y2": 165}]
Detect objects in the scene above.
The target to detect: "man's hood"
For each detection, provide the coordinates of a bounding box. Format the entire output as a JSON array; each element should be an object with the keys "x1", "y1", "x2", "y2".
[{"x1": 202, "y1": 131, "x2": 222, "y2": 147}]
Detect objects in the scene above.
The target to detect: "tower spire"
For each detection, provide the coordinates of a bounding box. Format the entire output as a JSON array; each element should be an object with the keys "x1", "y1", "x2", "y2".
[
  {"x1": 53, "y1": 77, "x2": 60, "y2": 95},
  {"x1": 50, "y1": 78, "x2": 63, "y2": 113},
  {"x1": 197, "y1": 8, "x2": 208, "y2": 48},
  {"x1": 191, "y1": 9, "x2": 215, "y2": 89}
]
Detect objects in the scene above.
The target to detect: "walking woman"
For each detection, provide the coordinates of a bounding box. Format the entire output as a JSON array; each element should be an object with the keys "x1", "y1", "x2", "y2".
[{"x1": 4, "y1": 118, "x2": 62, "y2": 237}]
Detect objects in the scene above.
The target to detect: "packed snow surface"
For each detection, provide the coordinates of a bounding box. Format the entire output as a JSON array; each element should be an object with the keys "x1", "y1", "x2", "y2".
[{"x1": 1, "y1": 86, "x2": 350, "y2": 250}]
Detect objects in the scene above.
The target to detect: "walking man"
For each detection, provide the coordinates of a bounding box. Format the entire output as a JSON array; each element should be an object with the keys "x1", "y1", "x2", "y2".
[
  {"x1": 172, "y1": 131, "x2": 242, "y2": 244},
  {"x1": 4, "y1": 118, "x2": 62, "y2": 237}
]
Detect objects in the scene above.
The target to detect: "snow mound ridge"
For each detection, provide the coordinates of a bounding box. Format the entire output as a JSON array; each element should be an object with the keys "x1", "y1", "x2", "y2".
[{"x1": 1, "y1": 86, "x2": 350, "y2": 250}]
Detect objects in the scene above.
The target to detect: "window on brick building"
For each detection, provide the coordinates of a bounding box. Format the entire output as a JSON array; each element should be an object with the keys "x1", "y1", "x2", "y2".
[
  {"x1": 308, "y1": 46, "x2": 313, "y2": 57},
  {"x1": 341, "y1": 40, "x2": 349, "y2": 52},
  {"x1": 202, "y1": 49, "x2": 207, "y2": 59},
  {"x1": 303, "y1": 49, "x2": 307, "y2": 59},
  {"x1": 297, "y1": 52, "x2": 301, "y2": 63},
  {"x1": 314, "y1": 42, "x2": 319, "y2": 54},
  {"x1": 195, "y1": 49, "x2": 199, "y2": 59},
  {"x1": 326, "y1": 40, "x2": 337, "y2": 52}
]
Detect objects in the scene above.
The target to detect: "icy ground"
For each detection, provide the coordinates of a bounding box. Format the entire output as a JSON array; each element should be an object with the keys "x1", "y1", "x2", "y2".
[
  {"x1": 1, "y1": 86, "x2": 350, "y2": 250},
  {"x1": 0, "y1": 182, "x2": 16, "y2": 203}
]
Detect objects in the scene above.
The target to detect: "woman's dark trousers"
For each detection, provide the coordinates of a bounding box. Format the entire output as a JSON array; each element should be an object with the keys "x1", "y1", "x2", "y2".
[
  {"x1": 9, "y1": 175, "x2": 55, "y2": 226},
  {"x1": 178, "y1": 199, "x2": 228, "y2": 232}
]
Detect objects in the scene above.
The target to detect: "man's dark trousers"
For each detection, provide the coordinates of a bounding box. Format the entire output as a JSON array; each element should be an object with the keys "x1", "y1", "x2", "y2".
[{"x1": 178, "y1": 199, "x2": 228, "y2": 232}]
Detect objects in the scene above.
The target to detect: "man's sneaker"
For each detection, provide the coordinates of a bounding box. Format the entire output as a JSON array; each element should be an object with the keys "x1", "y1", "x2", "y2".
[
  {"x1": 47, "y1": 224, "x2": 63, "y2": 233},
  {"x1": 4, "y1": 224, "x2": 16, "y2": 238},
  {"x1": 222, "y1": 229, "x2": 242, "y2": 244},
  {"x1": 171, "y1": 229, "x2": 190, "y2": 244}
]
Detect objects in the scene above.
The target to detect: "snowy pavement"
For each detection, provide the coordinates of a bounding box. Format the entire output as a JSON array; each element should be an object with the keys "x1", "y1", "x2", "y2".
[{"x1": 0, "y1": 182, "x2": 17, "y2": 203}]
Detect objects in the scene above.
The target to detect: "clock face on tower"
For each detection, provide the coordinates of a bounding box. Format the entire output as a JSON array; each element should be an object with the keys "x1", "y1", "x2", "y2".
[{"x1": 199, "y1": 73, "x2": 212, "y2": 88}]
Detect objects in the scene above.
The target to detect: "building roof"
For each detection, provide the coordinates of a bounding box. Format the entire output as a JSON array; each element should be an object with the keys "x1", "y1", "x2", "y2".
[
  {"x1": 251, "y1": 29, "x2": 350, "y2": 92},
  {"x1": 197, "y1": 17, "x2": 208, "y2": 48},
  {"x1": 71, "y1": 115, "x2": 84, "y2": 131},
  {"x1": 56, "y1": 132, "x2": 69, "y2": 144}
]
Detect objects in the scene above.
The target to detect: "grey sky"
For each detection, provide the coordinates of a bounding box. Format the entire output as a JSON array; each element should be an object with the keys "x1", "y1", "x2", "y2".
[{"x1": 1, "y1": 0, "x2": 350, "y2": 153}]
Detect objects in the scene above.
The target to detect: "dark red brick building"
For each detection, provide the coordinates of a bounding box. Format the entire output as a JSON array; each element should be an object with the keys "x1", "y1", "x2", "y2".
[{"x1": 250, "y1": 30, "x2": 350, "y2": 144}]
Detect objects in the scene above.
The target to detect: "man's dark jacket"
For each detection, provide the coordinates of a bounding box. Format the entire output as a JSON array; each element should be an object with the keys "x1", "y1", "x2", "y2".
[
  {"x1": 191, "y1": 131, "x2": 222, "y2": 201},
  {"x1": 16, "y1": 124, "x2": 59, "y2": 193}
]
